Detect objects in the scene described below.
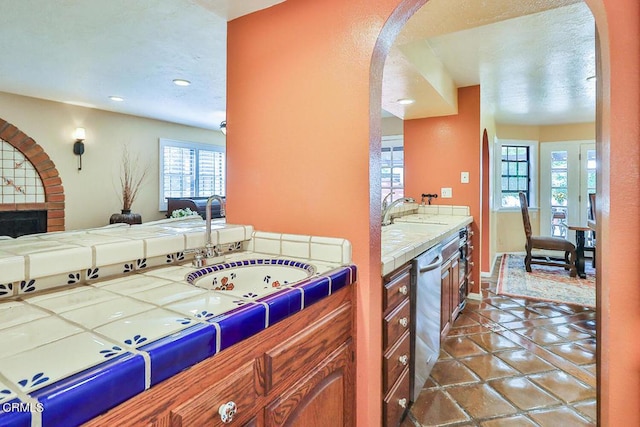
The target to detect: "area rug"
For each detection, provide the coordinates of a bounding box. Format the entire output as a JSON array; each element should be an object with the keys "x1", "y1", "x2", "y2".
[{"x1": 497, "y1": 254, "x2": 595, "y2": 308}]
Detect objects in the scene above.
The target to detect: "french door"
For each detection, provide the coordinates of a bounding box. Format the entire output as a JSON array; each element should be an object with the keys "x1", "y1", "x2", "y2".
[{"x1": 539, "y1": 141, "x2": 596, "y2": 240}]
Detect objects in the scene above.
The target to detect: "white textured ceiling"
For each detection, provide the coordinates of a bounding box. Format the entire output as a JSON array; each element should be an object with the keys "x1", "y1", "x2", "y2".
[
  {"x1": 383, "y1": 0, "x2": 595, "y2": 125},
  {"x1": 0, "y1": 0, "x2": 595, "y2": 130},
  {"x1": 0, "y1": 0, "x2": 284, "y2": 131}
]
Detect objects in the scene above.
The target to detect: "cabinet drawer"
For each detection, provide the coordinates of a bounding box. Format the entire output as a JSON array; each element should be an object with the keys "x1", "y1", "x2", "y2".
[
  {"x1": 383, "y1": 298, "x2": 410, "y2": 349},
  {"x1": 383, "y1": 330, "x2": 410, "y2": 392},
  {"x1": 170, "y1": 361, "x2": 258, "y2": 427},
  {"x1": 264, "y1": 303, "x2": 351, "y2": 394},
  {"x1": 383, "y1": 265, "x2": 411, "y2": 314},
  {"x1": 383, "y1": 367, "x2": 410, "y2": 427}
]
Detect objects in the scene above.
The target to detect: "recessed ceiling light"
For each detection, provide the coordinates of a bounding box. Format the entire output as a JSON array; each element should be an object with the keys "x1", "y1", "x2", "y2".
[
  {"x1": 173, "y1": 79, "x2": 191, "y2": 86},
  {"x1": 109, "y1": 96, "x2": 124, "y2": 102},
  {"x1": 397, "y1": 98, "x2": 415, "y2": 105}
]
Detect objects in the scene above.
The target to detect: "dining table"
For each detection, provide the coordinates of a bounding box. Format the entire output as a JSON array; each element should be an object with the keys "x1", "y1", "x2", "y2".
[{"x1": 566, "y1": 223, "x2": 593, "y2": 279}]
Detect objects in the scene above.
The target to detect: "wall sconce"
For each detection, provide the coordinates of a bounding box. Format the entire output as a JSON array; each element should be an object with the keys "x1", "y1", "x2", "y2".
[
  {"x1": 220, "y1": 121, "x2": 226, "y2": 135},
  {"x1": 73, "y1": 127, "x2": 85, "y2": 170}
]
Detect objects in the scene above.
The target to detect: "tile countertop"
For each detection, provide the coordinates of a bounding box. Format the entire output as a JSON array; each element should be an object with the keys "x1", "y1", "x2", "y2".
[
  {"x1": 381, "y1": 205, "x2": 473, "y2": 276},
  {"x1": 0, "y1": 219, "x2": 356, "y2": 427}
]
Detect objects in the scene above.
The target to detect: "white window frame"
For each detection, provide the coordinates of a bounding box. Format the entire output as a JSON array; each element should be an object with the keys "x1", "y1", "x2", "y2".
[
  {"x1": 493, "y1": 139, "x2": 539, "y2": 210},
  {"x1": 158, "y1": 138, "x2": 226, "y2": 211},
  {"x1": 381, "y1": 135, "x2": 404, "y2": 204}
]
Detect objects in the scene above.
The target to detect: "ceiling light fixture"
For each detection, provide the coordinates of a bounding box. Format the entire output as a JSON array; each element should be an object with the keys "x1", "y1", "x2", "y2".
[
  {"x1": 397, "y1": 98, "x2": 415, "y2": 105},
  {"x1": 173, "y1": 79, "x2": 191, "y2": 86},
  {"x1": 109, "y1": 96, "x2": 124, "y2": 102}
]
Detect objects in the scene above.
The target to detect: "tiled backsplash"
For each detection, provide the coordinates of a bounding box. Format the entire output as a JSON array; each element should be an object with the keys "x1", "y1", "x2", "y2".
[
  {"x1": 1, "y1": 139, "x2": 45, "y2": 204},
  {"x1": 0, "y1": 217, "x2": 253, "y2": 298},
  {"x1": 0, "y1": 217, "x2": 354, "y2": 300},
  {"x1": 385, "y1": 202, "x2": 470, "y2": 221}
]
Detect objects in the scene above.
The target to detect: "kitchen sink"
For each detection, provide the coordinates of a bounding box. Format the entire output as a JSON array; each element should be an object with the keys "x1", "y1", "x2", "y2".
[{"x1": 185, "y1": 258, "x2": 316, "y2": 299}]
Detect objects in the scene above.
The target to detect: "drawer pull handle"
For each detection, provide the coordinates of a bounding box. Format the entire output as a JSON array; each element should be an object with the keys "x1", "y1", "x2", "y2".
[
  {"x1": 399, "y1": 354, "x2": 408, "y2": 366},
  {"x1": 469, "y1": 245, "x2": 474, "y2": 251},
  {"x1": 218, "y1": 401, "x2": 237, "y2": 424},
  {"x1": 469, "y1": 230, "x2": 474, "y2": 236},
  {"x1": 469, "y1": 261, "x2": 475, "y2": 267},
  {"x1": 398, "y1": 398, "x2": 407, "y2": 409},
  {"x1": 398, "y1": 285, "x2": 408, "y2": 296},
  {"x1": 399, "y1": 317, "x2": 408, "y2": 328}
]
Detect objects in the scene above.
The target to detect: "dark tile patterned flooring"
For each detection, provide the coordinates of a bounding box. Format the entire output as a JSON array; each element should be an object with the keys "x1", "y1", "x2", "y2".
[{"x1": 402, "y1": 265, "x2": 597, "y2": 426}]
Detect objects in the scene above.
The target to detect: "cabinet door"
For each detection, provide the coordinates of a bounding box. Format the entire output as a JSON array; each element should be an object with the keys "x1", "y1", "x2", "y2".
[{"x1": 265, "y1": 341, "x2": 354, "y2": 427}]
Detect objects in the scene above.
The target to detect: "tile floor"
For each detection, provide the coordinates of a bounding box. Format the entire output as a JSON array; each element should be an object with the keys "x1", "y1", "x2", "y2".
[{"x1": 403, "y1": 264, "x2": 597, "y2": 426}]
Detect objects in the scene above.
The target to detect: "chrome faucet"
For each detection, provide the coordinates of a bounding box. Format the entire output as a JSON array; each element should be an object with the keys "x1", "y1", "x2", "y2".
[
  {"x1": 205, "y1": 195, "x2": 226, "y2": 258},
  {"x1": 382, "y1": 197, "x2": 415, "y2": 226},
  {"x1": 382, "y1": 192, "x2": 394, "y2": 211}
]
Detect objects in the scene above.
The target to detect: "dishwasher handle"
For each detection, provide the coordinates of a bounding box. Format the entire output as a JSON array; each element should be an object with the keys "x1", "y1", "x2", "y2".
[{"x1": 419, "y1": 254, "x2": 443, "y2": 273}]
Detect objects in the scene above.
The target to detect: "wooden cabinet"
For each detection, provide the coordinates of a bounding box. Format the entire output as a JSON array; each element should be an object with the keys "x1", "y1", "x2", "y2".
[
  {"x1": 440, "y1": 226, "x2": 474, "y2": 340},
  {"x1": 84, "y1": 286, "x2": 354, "y2": 427},
  {"x1": 440, "y1": 233, "x2": 461, "y2": 341},
  {"x1": 382, "y1": 264, "x2": 412, "y2": 426}
]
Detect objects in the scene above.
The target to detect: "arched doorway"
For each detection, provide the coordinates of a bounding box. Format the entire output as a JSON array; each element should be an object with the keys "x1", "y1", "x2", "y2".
[{"x1": 371, "y1": 0, "x2": 607, "y2": 423}]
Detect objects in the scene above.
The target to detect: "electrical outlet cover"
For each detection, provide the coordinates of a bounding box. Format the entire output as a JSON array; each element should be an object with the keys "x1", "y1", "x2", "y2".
[{"x1": 441, "y1": 187, "x2": 452, "y2": 198}]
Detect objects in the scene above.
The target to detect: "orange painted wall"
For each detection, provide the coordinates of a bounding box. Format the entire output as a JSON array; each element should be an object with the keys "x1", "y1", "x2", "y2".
[
  {"x1": 584, "y1": 1, "x2": 640, "y2": 425},
  {"x1": 227, "y1": 0, "x2": 640, "y2": 425},
  {"x1": 404, "y1": 86, "x2": 481, "y2": 293},
  {"x1": 226, "y1": 1, "x2": 406, "y2": 425}
]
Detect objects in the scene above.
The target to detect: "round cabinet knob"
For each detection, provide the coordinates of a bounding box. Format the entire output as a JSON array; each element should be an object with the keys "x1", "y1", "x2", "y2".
[
  {"x1": 399, "y1": 317, "x2": 409, "y2": 328},
  {"x1": 469, "y1": 261, "x2": 475, "y2": 267},
  {"x1": 469, "y1": 245, "x2": 474, "y2": 251},
  {"x1": 398, "y1": 398, "x2": 407, "y2": 409},
  {"x1": 399, "y1": 354, "x2": 409, "y2": 366},
  {"x1": 468, "y1": 230, "x2": 474, "y2": 236},
  {"x1": 218, "y1": 401, "x2": 237, "y2": 424},
  {"x1": 398, "y1": 285, "x2": 408, "y2": 296}
]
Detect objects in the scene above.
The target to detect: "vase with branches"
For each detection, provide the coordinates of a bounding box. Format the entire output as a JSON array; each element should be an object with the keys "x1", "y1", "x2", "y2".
[{"x1": 110, "y1": 146, "x2": 149, "y2": 224}]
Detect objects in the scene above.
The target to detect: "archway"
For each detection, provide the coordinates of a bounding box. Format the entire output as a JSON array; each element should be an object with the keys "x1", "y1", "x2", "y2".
[
  {"x1": 0, "y1": 118, "x2": 65, "y2": 233},
  {"x1": 370, "y1": 0, "x2": 608, "y2": 424}
]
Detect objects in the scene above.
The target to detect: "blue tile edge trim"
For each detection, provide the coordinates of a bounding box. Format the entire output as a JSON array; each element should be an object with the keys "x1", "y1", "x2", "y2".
[
  {"x1": 258, "y1": 288, "x2": 303, "y2": 326},
  {"x1": 141, "y1": 323, "x2": 216, "y2": 386},
  {"x1": 30, "y1": 353, "x2": 146, "y2": 427},
  {"x1": 210, "y1": 303, "x2": 267, "y2": 351},
  {"x1": 0, "y1": 398, "x2": 31, "y2": 427}
]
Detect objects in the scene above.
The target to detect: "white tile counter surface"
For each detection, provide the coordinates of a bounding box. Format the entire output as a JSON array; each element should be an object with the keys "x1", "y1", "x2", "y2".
[
  {"x1": 381, "y1": 204, "x2": 473, "y2": 275},
  {"x1": 0, "y1": 217, "x2": 355, "y2": 427}
]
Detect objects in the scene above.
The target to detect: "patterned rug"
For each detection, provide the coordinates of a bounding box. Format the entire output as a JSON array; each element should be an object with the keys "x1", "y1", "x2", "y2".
[{"x1": 497, "y1": 254, "x2": 595, "y2": 308}]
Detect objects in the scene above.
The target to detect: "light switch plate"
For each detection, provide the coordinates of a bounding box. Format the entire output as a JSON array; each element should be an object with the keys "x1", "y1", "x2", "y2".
[
  {"x1": 441, "y1": 187, "x2": 452, "y2": 198},
  {"x1": 461, "y1": 171, "x2": 470, "y2": 183}
]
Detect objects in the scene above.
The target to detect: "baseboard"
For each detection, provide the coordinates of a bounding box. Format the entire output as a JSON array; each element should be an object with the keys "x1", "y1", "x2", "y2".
[
  {"x1": 481, "y1": 252, "x2": 507, "y2": 278},
  {"x1": 468, "y1": 292, "x2": 482, "y2": 301}
]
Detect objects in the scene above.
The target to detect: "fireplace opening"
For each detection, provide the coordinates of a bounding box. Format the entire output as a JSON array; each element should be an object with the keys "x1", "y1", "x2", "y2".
[{"x1": 0, "y1": 210, "x2": 47, "y2": 238}]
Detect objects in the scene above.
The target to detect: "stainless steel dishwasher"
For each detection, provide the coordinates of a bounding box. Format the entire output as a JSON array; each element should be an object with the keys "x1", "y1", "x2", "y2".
[{"x1": 410, "y1": 244, "x2": 443, "y2": 402}]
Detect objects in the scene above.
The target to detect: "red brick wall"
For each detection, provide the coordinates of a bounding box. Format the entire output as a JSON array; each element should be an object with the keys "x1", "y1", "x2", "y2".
[{"x1": 0, "y1": 118, "x2": 65, "y2": 232}]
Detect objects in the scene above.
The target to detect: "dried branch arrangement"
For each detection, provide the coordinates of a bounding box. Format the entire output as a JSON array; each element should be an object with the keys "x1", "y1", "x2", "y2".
[{"x1": 119, "y1": 146, "x2": 149, "y2": 212}]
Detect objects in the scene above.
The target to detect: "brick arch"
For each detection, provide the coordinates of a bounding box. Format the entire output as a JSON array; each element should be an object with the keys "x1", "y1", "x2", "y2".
[{"x1": 0, "y1": 118, "x2": 65, "y2": 232}]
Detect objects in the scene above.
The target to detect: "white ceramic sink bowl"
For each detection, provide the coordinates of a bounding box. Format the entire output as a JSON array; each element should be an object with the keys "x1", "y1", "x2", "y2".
[{"x1": 185, "y1": 259, "x2": 316, "y2": 299}]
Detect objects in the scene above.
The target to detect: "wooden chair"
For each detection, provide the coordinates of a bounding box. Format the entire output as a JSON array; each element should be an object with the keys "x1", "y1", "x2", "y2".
[
  {"x1": 519, "y1": 192, "x2": 577, "y2": 277},
  {"x1": 586, "y1": 193, "x2": 596, "y2": 266}
]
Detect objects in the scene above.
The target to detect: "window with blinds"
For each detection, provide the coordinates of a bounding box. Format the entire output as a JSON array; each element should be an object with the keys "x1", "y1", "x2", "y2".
[{"x1": 159, "y1": 139, "x2": 225, "y2": 211}]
